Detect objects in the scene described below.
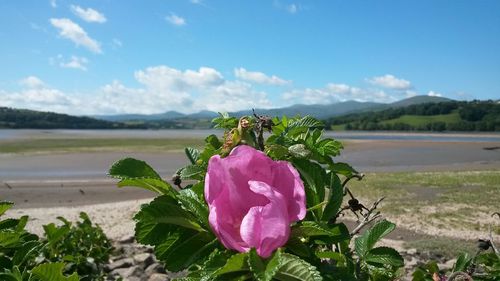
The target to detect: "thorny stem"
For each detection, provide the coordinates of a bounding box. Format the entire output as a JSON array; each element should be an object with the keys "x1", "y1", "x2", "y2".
[
  {"x1": 350, "y1": 197, "x2": 385, "y2": 236},
  {"x1": 341, "y1": 174, "x2": 365, "y2": 189}
]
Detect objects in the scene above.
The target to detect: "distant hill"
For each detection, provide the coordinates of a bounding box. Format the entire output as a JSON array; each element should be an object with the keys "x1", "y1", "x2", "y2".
[
  {"x1": 0, "y1": 107, "x2": 140, "y2": 129},
  {"x1": 325, "y1": 100, "x2": 500, "y2": 132},
  {"x1": 94, "y1": 95, "x2": 450, "y2": 122},
  {"x1": 94, "y1": 110, "x2": 185, "y2": 122},
  {"x1": 389, "y1": 95, "x2": 451, "y2": 107}
]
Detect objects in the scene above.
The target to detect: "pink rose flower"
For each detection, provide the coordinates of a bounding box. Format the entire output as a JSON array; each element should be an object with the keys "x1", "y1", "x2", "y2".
[{"x1": 205, "y1": 145, "x2": 306, "y2": 258}]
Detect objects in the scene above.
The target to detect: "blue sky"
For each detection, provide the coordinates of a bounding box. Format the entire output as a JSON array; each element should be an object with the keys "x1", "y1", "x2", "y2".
[{"x1": 0, "y1": 0, "x2": 499, "y2": 115}]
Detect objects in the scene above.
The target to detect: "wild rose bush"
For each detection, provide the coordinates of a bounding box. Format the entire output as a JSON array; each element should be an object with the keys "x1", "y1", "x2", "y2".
[{"x1": 109, "y1": 113, "x2": 499, "y2": 281}]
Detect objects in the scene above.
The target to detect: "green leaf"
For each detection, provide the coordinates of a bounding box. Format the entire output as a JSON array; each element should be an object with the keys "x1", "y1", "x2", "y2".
[
  {"x1": 292, "y1": 159, "x2": 326, "y2": 219},
  {"x1": 292, "y1": 221, "x2": 349, "y2": 242},
  {"x1": 177, "y1": 189, "x2": 210, "y2": 230},
  {"x1": 0, "y1": 201, "x2": 14, "y2": 216},
  {"x1": 273, "y1": 253, "x2": 322, "y2": 281},
  {"x1": 284, "y1": 236, "x2": 312, "y2": 258},
  {"x1": 214, "y1": 252, "x2": 250, "y2": 279},
  {"x1": 321, "y1": 173, "x2": 343, "y2": 221},
  {"x1": 31, "y1": 262, "x2": 79, "y2": 281},
  {"x1": 315, "y1": 251, "x2": 346, "y2": 265},
  {"x1": 365, "y1": 247, "x2": 404, "y2": 267},
  {"x1": 248, "y1": 249, "x2": 282, "y2": 281},
  {"x1": 117, "y1": 178, "x2": 174, "y2": 195},
  {"x1": 205, "y1": 134, "x2": 222, "y2": 149},
  {"x1": 179, "y1": 165, "x2": 205, "y2": 180},
  {"x1": 452, "y1": 252, "x2": 472, "y2": 273},
  {"x1": 315, "y1": 138, "x2": 343, "y2": 158},
  {"x1": 155, "y1": 231, "x2": 216, "y2": 272},
  {"x1": 288, "y1": 116, "x2": 324, "y2": 130},
  {"x1": 355, "y1": 220, "x2": 396, "y2": 258},
  {"x1": 288, "y1": 144, "x2": 311, "y2": 158},
  {"x1": 43, "y1": 223, "x2": 70, "y2": 245},
  {"x1": 330, "y1": 162, "x2": 358, "y2": 177},
  {"x1": 109, "y1": 157, "x2": 161, "y2": 179},
  {"x1": 185, "y1": 147, "x2": 200, "y2": 164},
  {"x1": 134, "y1": 196, "x2": 205, "y2": 242}
]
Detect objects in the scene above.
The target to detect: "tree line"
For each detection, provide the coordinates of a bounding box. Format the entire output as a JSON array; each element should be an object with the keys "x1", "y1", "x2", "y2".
[{"x1": 324, "y1": 100, "x2": 500, "y2": 132}]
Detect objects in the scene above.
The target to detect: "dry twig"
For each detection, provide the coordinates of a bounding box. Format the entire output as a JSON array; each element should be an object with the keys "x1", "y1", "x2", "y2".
[{"x1": 350, "y1": 197, "x2": 385, "y2": 236}]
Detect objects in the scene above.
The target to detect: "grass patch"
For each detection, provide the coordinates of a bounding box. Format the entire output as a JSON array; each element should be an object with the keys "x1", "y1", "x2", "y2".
[
  {"x1": 380, "y1": 111, "x2": 461, "y2": 126},
  {"x1": 403, "y1": 238, "x2": 477, "y2": 259},
  {"x1": 0, "y1": 138, "x2": 205, "y2": 154},
  {"x1": 346, "y1": 170, "x2": 500, "y2": 232}
]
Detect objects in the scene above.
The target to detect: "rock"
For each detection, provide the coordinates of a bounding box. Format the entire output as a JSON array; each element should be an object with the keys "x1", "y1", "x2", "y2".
[
  {"x1": 406, "y1": 248, "x2": 418, "y2": 255},
  {"x1": 148, "y1": 273, "x2": 169, "y2": 281},
  {"x1": 111, "y1": 265, "x2": 143, "y2": 278},
  {"x1": 145, "y1": 263, "x2": 166, "y2": 275},
  {"x1": 106, "y1": 258, "x2": 135, "y2": 272},
  {"x1": 134, "y1": 253, "x2": 155, "y2": 268},
  {"x1": 119, "y1": 235, "x2": 135, "y2": 244}
]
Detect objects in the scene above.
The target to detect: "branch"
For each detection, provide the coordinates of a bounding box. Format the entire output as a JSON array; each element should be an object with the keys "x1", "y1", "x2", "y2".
[
  {"x1": 350, "y1": 197, "x2": 385, "y2": 236},
  {"x1": 489, "y1": 213, "x2": 499, "y2": 255}
]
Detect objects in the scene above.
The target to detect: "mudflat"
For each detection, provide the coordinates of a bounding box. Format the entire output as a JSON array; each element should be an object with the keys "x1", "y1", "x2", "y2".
[{"x1": 1, "y1": 137, "x2": 499, "y2": 208}]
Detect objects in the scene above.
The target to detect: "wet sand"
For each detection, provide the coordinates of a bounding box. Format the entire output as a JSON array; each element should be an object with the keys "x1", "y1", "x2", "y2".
[{"x1": 1, "y1": 139, "x2": 499, "y2": 208}]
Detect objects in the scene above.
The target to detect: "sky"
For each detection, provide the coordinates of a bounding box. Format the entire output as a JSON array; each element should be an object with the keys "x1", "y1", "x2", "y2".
[{"x1": 0, "y1": 0, "x2": 499, "y2": 115}]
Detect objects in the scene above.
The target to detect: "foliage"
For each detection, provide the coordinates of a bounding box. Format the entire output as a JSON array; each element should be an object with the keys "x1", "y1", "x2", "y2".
[
  {"x1": 0, "y1": 107, "x2": 139, "y2": 129},
  {"x1": 325, "y1": 100, "x2": 500, "y2": 131},
  {"x1": 0, "y1": 201, "x2": 112, "y2": 280},
  {"x1": 111, "y1": 113, "x2": 409, "y2": 280}
]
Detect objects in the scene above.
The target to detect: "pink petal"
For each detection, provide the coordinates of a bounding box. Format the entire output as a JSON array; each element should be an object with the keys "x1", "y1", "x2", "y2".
[{"x1": 244, "y1": 181, "x2": 290, "y2": 258}]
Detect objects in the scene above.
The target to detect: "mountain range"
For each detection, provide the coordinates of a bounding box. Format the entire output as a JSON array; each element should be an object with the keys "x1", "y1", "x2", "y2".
[{"x1": 94, "y1": 95, "x2": 452, "y2": 122}]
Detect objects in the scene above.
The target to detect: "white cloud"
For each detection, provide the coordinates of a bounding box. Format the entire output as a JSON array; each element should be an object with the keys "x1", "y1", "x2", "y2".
[
  {"x1": 50, "y1": 18, "x2": 102, "y2": 53},
  {"x1": 60, "y1": 56, "x2": 89, "y2": 71},
  {"x1": 1, "y1": 77, "x2": 78, "y2": 112},
  {"x1": 70, "y1": 5, "x2": 107, "y2": 23},
  {"x1": 234, "y1": 68, "x2": 291, "y2": 86},
  {"x1": 367, "y1": 74, "x2": 412, "y2": 90},
  {"x1": 165, "y1": 13, "x2": 186, "y2": 26},
  {"x1": 427, "y1": 91, "x2": 442, "y2": 97},
  {"x1": 283, "y1": 83, "x2": 395, "y2": 104},
  {"x1": 20, "y1": 76, "x2": 45, "y2": 88},
  {"x1": 50, "y1": 0, "x2": 57, "y2": 8},
  {"x1": 0, "y1": 66, "x2": 272, "y2": 115}
]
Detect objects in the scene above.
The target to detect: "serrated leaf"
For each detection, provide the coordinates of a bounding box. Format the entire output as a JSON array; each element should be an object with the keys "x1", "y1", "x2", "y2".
[
  {"x1": 365, "y1": 247, "x2": 404, "y2": 267},
  {"x1": 288, "y1": 144, "x2": 311, "y2": 158},
  {"x1": 214, "y1": 252, "x2": 250, "y2": 279},
  {"x1": 155, "y1": 231, "x2": 216, "y2": 272},
  {"x1": 109, "y1": 157, "x2": 161, "y2": 179},
  {"x1": 117, "y1": 178, "x2": 175, "y2": 195},
  {"x1": 331, "y1": 162, "x2": 358, "y2": 177},
  {"x1": 355, "y1": 220, "x2": 396, "y2": 258},
  {"x1": 316, "y1": 138, "x2": 342, "y2": 158},
  {"x1": 273, "y1": 253, "x2": 322, "y2": 281},
  {"x1": 315, "y1": 251, "x2": 346, "y2": 264},
  {"x1": 248, "y1": 249, "x2": 282, "y2": 281},
  {"x1": 0, "y1": 201, "x2": 14, "y2": 217},
  {"x1": 292, "y1": 159, "x2": 326, "y2": 219},
  {"x1": 177, "y1": 189, "x2": 210, "y2": 230},
  {"x1": 205, "y1": 134, "x2": 222, "y2": 149},
  {"x1": 284, "y1": 236, "x2": 312, "y2": 258},
  {"x1": 185, "y1": 147, "x2": 200, "y2": 164},
  {"x1": 134, "y1": 196, "x2": 205, "y2": 240},
  {"x1": 179, "y1": 165, "x2": 205, "y2": 180},
  {"x1": 322, "y1": 173, "x2": 343, "y2": 222},
  {"x1": 292, "y1": 221, "x2": 349, "y2": 247},
  {"x1": 31, "y1": 262, "x2": 79, "y2": 281},
  {"x1": 288, "y1": 116, "x2": 324, "y2": 130}
]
